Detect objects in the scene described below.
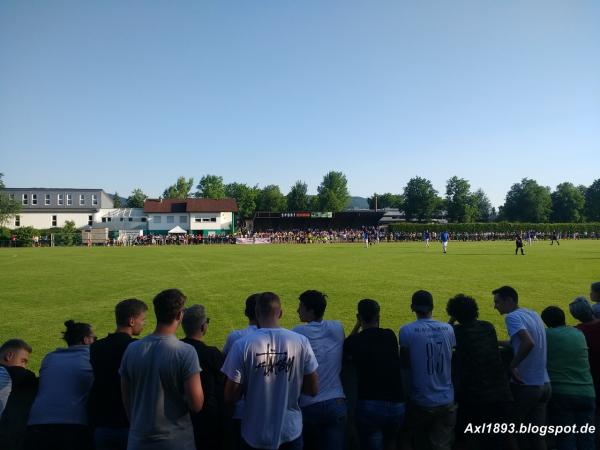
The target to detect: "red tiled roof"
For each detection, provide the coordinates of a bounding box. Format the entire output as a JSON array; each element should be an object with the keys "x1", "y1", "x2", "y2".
[{"x1": 144, "y1": 198, "x2": 238, "y2": 213}]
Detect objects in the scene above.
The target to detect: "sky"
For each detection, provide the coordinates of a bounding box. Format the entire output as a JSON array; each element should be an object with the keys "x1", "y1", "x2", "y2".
[{"x1": 1, "y1": 0, "x2": 599, "y2": 207}]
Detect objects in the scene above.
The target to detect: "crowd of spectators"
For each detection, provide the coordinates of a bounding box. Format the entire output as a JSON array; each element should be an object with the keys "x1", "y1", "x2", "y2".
[{"x1": 2, "y1": 282, "x2": 600, "y2": 450}]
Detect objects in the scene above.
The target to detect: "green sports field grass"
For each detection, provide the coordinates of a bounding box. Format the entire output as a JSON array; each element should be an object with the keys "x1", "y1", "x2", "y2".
[{"x1": 1, "y1": 240, "x2": 599, "y2": 373}]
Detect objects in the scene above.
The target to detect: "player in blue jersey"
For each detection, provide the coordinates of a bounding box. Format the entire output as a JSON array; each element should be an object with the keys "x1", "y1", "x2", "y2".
[
  {"x1": 440, "y1": 231, "x2": 449, "y2": 254},
  {"x1": 424, "y1": 230, "x2": 430, "y2": 248},
  {"x1": 363, "y1": 229, "x2": 369, "y2": 248}
]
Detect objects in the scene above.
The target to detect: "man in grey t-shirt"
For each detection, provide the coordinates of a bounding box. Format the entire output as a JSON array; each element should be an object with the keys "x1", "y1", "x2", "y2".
[{"x1": 120, "y1": 289, "x2": 204, "y2": 450}]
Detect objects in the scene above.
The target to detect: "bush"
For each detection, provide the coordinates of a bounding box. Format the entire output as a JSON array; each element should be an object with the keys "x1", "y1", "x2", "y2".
[
  {"x1": 388, "y1": 222, "x2": 600, "y2": 234},
  {"x1": 14, "y1": 227, "x2": 37, "y2": 247}
]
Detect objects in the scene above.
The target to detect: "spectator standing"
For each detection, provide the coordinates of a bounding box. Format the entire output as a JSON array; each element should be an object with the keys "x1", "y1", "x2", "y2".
[
  {"x1": 26, "y1": 320, "x2": 96, "y2": 450},
  {"x1": 446, "y1": 295, "x2": 515, "y2": 450},
  {"x1": 570, "y1": 297, "x2": 600, "y2": 431},
  {"x1": 120, "y1": 289, "x2": 204, "y2": 450},
  {"x1": 493, "y1": 286, "x2": 551, "y2": 450},
  {"x1": 0, "y1": 365, "x2": 10, "y2": 417},
  {"x1": 344, "y1": 299, "x2": 405, "y2": 450},
  {"x1": 0, "y1": 339, "x2": 38, "y2": 450},
  {"x1": 222, "y1": 292, "x2": 319, "y2": 450},
  {"x1": 223, "y1": 293, "x2": 261, "y2": 449},
  {"x1": 293, "y1": 290, "x2": 346, "y2": 450},
  {"x1": 181, "y1": 305, "x2": 227, "y2": 450},
  {"x1": 542, "y1": 306, "x2": 596, "y2": 450},
  {"x1": 400, "y1": 290, "x2": 456, "y2": 450},
  {"x1": 590, "y1": 282, "x2": 600, "y2": 319},
  {"x1": 88, "y1": 298, "x2": 147, "y2": 450},
  {"x1": 515, "y1": 234, "x2": 525, "y2": 255}
]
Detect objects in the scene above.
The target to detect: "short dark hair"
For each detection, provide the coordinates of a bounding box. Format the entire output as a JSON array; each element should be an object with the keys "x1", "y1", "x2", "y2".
[
  {"x1": 411, "y1": 290, "x2": 434, "y2": 313},
  {"x1": 115, "y1": 298, "x2": 148, "y2": 327},
  {"x1": 153, "y1": 289, "x2": 187, "y2": 324},
  {"x1": 245, "y1": 293, "x2": 261, "y2": 321},
  {"x1": 569, "y1": 296, "x2": 594, "y2": 322},
  {"x1": 299, "y1": 290, "x2": 327, "y2": 318},
  {"x1": 446, "y1": 294, "x2": 479, "y2": 323},
  {"x1": 541, "y1": 306, "x2": 566, "y2": 328},
  {"x1": 357, "y1": 299, "x2": 380, "y2": 323},
  {"x1": 62, "y1": 320, "x2": 93, "y2": 346},
  {"x1": 0, "y1": 339, "x2": 33, "y2": 355},
  {"x1": 182, "y1": 304, "x2": 207, "y2": 336},
  {"x1": 592, "y1": 282, "x2": 600, "y2": 295},
  {"x1": 492, "y1": 286, "x2": 519, "y2": 304},
  {"x1": 256, "y1": 292, "x2": 281, "y2": 318}
]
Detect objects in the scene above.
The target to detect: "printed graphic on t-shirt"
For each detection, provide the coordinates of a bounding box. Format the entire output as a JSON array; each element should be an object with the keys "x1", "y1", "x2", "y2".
[{"x1": 254, "y1": 343, "x2": 295, "y2": 381}]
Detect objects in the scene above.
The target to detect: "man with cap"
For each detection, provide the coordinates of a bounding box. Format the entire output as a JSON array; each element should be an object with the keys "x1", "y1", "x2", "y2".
[{"x1": 399, "y1": 290, "x2": 456, "y2": 450}]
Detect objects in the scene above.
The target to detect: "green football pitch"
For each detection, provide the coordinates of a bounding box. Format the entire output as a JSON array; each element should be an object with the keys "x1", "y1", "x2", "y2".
[{"x1": 1, "y1": 240, "x2": 599, "y2": 373}]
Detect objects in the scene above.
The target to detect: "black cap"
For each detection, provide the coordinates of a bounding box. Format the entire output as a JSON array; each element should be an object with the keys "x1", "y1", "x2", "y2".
[{"x1": 411, "y1": 290, "x2": 433, "y2": 313}]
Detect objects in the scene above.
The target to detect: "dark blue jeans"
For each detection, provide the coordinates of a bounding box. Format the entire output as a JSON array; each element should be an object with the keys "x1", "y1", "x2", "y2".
[
  {"x1": 301, "y1": 397, "x2": 347, "y2": 450},
  {"x1": 241, "y1": 435, "x2": 303, "y2": 450},
  {"x1": 549, "y1": 393, "x2": 596, "y2": 450},
  {"x1": 93, "y1": 427, "x2": 128, "y2": 450},
  {"x1": 355, "y1": 400, "x2": 406, "y2": 450}
]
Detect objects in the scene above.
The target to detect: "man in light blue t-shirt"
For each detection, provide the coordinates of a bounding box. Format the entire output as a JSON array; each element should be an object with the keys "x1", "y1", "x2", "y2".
[
  {"x1": 399, "y1": 290, "x2": 456, "y2": 450},
  {"x1": 493, "y1": 285, "x2": 550, "y2": 450},
  {"x1": 293, "y1": 290, "x2": 345, "y2": 450}
]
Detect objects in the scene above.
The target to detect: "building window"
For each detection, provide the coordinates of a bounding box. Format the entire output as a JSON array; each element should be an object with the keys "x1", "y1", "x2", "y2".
[
  {"x1": 22, "y1": 194, "x2": 28, "y2": 205},
  {"x1": 153, "y1": 216, "x2": 161, "y2": 224},
  {"x1": 80, "y1": 194, "x2": 85, "y2": 205},
  {"x1": 128, "y1": 218, "x2": 133, "y2": 222},
  {"x1": 180, "y1": 216, "x2": 187, "y2": 223},
  {"x1": 15, "y1": 215, "x2": 20, "y2": 227},
  {"x1": 141, "y1": 217, "x2": 147, "y2": 222},
  {"x1": 67, "y1": 194, "x2": 72, "y2": 205},
  {"x1": 120, "y1": 218, "x2": 124, "y2": 222},
  {"x1": 9, "y1": 194, "x2": 14, "y2": 201},
  {"x1": 167, "y1": 216, "x2": 174, "y2": 224},
  {"x1": 52, "y1": 215, "x2": 57, "y2": 227},
  {"x1": 88, "y1": 215, "x2": 93, "y2": 226},
  {"x1": 211, "y1": 217, "x2": 217, "y2": 222},
  {"x1": 92, "y1": 194, "x2": 98, "y2": 206},
  {"x1": 57, "y1": 194, "x2": 64, "y2": 205},
  {"x1": 45, "y1": 194, "x2": 50, "y2": 205},
  {"x1": 194, "y1": 217, "x2": 201, "y2": 223},
  {"x1": 107, "y1": 218, "x2": 112, "y2": 222},
  {"x1": 31, "y1": 194, "x2": 37, "y2": 205},
  {"x1": 102, "y1": 218, "x2": 106, "y2": 223}
]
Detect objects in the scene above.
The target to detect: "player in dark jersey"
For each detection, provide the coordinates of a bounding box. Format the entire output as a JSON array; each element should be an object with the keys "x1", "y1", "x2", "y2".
[
  {"x1": 515, "y1": 234, "x2": 525, "y2": 255},
  {"x1": 550, "y1": 231, "x2": 560, "y2": 245}
]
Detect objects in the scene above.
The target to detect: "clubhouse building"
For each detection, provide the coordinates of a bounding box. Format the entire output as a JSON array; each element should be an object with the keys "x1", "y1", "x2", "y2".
[{"x1": 2, "y1": 188, "x2": 238, "y2": 236}]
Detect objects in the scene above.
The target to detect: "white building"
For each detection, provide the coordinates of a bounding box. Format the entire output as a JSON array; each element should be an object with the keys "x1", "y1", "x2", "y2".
[
  {"x1": 3, "y1": 188, "x2": 114, "y2": 229},
  {"x1": 144, "y1": 198, "x2": 238, "y2": 235}
]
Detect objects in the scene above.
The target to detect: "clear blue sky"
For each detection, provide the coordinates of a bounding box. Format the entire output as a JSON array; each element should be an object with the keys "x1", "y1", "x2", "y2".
[{"x1": 1, "y1": 0, "x2": 599, "y2": 207}]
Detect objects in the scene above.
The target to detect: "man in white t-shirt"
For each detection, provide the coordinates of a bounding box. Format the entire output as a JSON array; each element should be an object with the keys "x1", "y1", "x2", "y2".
[
  {"x1": 222, "y1": 292, "x2": 319, "y2": 450},
  {"x1": 399, "y1": 290, "x2": 456, "y2": 450},
  {"x1": 292, "y1": 290, "x2": 345, "y2": 450},
  {"x1": 493, "y1": 285, "x2": 551, "y2": 450}
]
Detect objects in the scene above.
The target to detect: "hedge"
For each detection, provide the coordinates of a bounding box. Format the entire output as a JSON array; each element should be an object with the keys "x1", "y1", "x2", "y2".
[{"x1": 388, "y1": 222, "x2": 600, "y2": 234}]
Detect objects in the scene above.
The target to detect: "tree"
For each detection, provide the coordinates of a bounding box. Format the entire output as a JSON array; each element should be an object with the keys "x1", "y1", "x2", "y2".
[
  {"x1": 501, "y1": 178, "x2": 552, "y2": 222},
  {"x1": 551, "y1": 182, "x2": 585, "y2": 222},
  {"x1": 195, "y1": 174, "x2": 226, "y2": 199},
  {"x1": 162, "y1": 176, "x2": 194, "y2": 199},
  {"x1": 367, "y1": 193, "x2": 403, "y2": 210},
  {"x1": 113, "y1": 192, "x2": 122, "y2": 208},
  {"x1": 316, "y1": 171, "x2": 350, "y2": 212},
  {"x1": 256, "y1": 185, "x2": 287, "y2": 212},
  {"x1": 225, "y1": 183, "x2": 259, "y2": 218},
  {"x1": 126, "y1": 188, "x2": 148, "y2": 208},
  {"x1": 0, "y1": 173, "x2": 20, "y2": 227},
  {"x1": 585, "y1": 179, "x2": 600, "y2": 221},
  {"x1": 286, "y1": 181, "x2": 310, "y2": 211},
  {"x1": 445, "y1": 176, "x2": 478, "y2": 223},
  {"x1": 403, "y1": 176, "x2": 438, "y2": 221},
  {"x1": 471, "y1": 189, "x2": 493, "y2": 222}
]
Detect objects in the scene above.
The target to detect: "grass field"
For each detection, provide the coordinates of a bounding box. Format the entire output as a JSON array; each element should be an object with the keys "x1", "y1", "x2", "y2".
[{"x1": 1, "y1": 240, "x2": 599, "y2": 373}]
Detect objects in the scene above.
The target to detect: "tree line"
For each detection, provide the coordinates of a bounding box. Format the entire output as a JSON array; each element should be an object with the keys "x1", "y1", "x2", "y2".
[{"x1": 2, "y1": 172, "x2": 600, "y2": 224}]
